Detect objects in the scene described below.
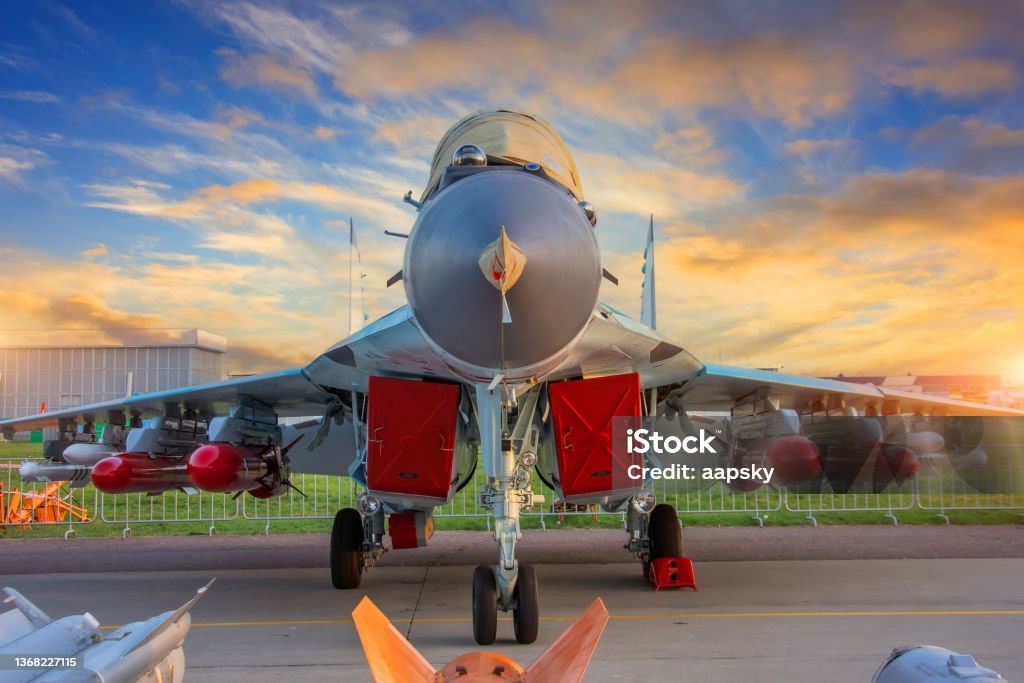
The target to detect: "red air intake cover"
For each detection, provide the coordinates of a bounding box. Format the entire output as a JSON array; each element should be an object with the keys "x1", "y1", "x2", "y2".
[
  {"x1": 549, "y1": 373, "x2": 642, "y2": 497},
  {"x1": 366, "y1": 376, "x2": 460, "y2": 499}
]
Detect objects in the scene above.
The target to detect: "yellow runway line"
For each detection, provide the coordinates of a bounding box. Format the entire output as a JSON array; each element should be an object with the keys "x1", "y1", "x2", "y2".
[{"x1": 98, "y1": 608, "x2": 1024, "y2": 630}]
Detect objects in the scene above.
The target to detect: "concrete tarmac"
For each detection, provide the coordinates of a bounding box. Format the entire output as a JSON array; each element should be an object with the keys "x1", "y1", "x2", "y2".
[{"x1": 2, "y1": 529, "x2": 1023, "y2": 682}]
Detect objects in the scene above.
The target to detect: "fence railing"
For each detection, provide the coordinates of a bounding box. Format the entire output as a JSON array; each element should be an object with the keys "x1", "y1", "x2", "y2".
[{"x1": 2, "y1": 450, "x2": 1022, "y2": 535}]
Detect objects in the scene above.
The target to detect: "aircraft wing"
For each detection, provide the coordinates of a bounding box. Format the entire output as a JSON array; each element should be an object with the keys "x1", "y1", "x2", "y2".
[
  {"x1": 572, "y1": 305, "x2": 1024, "y2": 417},
  {"x1": 0, "y1": 367, "x2": 340, "y2": 435},
  {"x1": 675, "y1": 363, "x2": 1024, "y2": 416},
  {"x1": 0, "y1": 305, "x2": 450, "y2": 436}
]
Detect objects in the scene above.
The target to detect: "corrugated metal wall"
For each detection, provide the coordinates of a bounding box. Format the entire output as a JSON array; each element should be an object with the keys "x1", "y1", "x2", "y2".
[{"x1": 0, "y1": 345, "x2": 223, "y2": 419}]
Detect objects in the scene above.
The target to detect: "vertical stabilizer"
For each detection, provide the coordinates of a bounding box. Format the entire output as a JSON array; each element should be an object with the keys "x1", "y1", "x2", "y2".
[
  {"x1": 523, "y1": 598, "x2": 609, "y2": 683},
  {"x1": 640, "y1": 215, "x2": 656, "y2": 329},
  {"x1": 352, "y1": 597, "x2": 437, "y2": 683}
]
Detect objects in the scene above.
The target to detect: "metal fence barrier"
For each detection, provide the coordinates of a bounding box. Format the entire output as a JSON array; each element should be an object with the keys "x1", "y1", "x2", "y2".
[
  {"x1": 915, "y1": 445, "x2": 1024, "y2": 523},
  {"x1": 1, "y1": 459, "x2": 98, "y2": 538},
  {"x1": 100, "y1": 489, "x2": 240, "y2": 537},
  {"x1": 783, "y1": 484, "x2": 917, "y2": 527},
  {"x1": 2, "y1": 451, "x2": 1022, "y2": 536}
]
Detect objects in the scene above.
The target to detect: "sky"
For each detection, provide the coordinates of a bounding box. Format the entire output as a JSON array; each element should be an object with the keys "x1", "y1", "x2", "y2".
[{"x1": 0, "y1": 0, "x2": 1023, "y2": 381}]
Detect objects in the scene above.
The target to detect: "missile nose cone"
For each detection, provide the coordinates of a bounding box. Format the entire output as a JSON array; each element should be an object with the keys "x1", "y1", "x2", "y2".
[
  {"x1": 187, "y1": 443, "x2": 244, "y2": 492},
  {"x1": 91, "y1": 455, "x2": 132, "y2": 493},
  {"x1": 404, "y1": 171, "x2": 601, "y2": 374}
]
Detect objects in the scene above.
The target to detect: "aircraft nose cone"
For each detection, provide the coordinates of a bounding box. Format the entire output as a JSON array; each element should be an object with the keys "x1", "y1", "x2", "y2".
[{"x1": 404, "y1": 171, "x2": 601, "y2": 374}]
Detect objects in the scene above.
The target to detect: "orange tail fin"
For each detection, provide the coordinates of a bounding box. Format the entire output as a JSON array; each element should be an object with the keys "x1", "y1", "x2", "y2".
[
  {"x1": 523, "y1": 598, "x2": 609, "y2": 683},
  {"x1": 352, "y1": 596, "x2": 438, "y2": 683}
]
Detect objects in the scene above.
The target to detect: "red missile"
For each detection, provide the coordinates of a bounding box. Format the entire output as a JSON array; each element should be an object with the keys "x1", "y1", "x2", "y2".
[
  {"x1": 91, "y1": 453, "x2": 191, "y2": 494},
  {"x1": 875, "y1": 444, "x2": 920, "y2": 487},
  {"x1": 766, "y1": 434, "x2": 822, "y2": 485},
  {"x1": 187, "y1": 443, "x2": 270, "y2": 493}
]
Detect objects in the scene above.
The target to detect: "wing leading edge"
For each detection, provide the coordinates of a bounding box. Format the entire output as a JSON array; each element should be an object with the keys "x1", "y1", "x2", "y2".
[
  {"x1": 674, "y1": 363, "x2": 1024, "y2": 417},
  {"x1": 0, "y1": 367, "x2": 338, "y2": 436}
]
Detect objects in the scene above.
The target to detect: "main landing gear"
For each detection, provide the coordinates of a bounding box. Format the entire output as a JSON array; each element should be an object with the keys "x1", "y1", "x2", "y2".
[
  {"x1": 330, "y1": 500, "x2": 386, "y2": 590},
  {"x1": 330, "y1": 508, "x2": 363, "y2": 589},
  {"x1": 626, "y1": 499, "x2": 683, "y2": 577},
  {"x1": 645, "y1": 503, "x2": 683, "y2": 574},
  {"x1": 627, "y1": 499, "x2": 696, "y2": 591}
]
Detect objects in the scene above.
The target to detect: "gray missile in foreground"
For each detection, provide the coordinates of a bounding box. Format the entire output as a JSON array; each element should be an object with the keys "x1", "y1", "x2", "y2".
[
  {"x1": 18, "y1": 461, "x2": 92, "y2": 488},
  {"x1": 0, "y1": 579, "x2": 213, "y2": 683}
]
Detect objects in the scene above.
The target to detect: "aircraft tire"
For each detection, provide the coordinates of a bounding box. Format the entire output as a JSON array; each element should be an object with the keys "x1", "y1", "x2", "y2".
[
  {"x1": 648, "y1": 503, "x2": 682, "y2": 562},
  {"x1": 330, "y1": 508, "x2": 363, "y2": 589},
  {"x1": 513, "y1": 564, "x2": 539, "y2": 644},
  {"x1": 472, "y1": 565, "x2": 498, "y2": 645}
]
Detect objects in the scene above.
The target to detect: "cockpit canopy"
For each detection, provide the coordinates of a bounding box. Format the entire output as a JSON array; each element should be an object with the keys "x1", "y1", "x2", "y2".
[{"x1": 422, "y1": 109, "x2": 583, "y2": 203}]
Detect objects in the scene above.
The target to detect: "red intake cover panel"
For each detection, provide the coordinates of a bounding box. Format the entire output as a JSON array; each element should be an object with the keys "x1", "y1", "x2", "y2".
[
  {"x1": 549, "y1": 373, "x2": 642, "y2": 497},
  {"x1": 366, "y1": 376, "x2": 459, "y2": 499}
]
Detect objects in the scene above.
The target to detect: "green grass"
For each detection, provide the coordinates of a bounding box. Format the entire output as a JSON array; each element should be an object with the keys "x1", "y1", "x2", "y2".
[{"x1": 2, "y1": 441, "x2": 1021, "y2": 539}]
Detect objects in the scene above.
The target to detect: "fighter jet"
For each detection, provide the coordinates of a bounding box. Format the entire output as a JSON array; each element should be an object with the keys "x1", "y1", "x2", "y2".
[
  {"x1": 3, "y1": 109, "x2": 1022, "y2": 644},
  {"x1": 0, "y1": 580, "x2": 212, "y2": 682}
]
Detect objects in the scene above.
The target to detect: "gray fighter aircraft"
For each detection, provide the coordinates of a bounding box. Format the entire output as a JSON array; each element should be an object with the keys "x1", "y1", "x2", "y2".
[
  {"x1": 3, "y1": 109, "x2": 1022, "y2": 645},
  {"x1": 0, "y1": 580, "x2": 211, "y2": 682}
]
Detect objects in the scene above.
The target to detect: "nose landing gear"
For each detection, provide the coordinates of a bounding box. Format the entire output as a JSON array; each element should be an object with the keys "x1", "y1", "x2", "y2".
[{"x1": 472, "y1": 563, "x2": 540, "y2": 645}]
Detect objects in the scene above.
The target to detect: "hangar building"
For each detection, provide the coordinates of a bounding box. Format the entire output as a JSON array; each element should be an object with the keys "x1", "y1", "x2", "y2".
[{"x1": 0, "y1": 329, "x2": 226, "y2": 421}]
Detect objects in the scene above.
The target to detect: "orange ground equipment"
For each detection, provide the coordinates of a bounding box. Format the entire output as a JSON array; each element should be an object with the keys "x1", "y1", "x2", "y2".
[
  {"x1": 353, "y1": 596, "x2": 609, "y2": 683},
  {"x1": 0, "y1": 481, "x2": 90, "y2": 529}
]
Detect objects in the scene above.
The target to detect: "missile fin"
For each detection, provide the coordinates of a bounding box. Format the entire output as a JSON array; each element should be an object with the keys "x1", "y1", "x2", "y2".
[
  {"x1": 352, "y1": 596, "x2": 437, "y2": 683},
  {"x1": 2, "y1": 587, "x2": 53, "y2": 628},
  {"x1": 129, "y1": 578, "x2": 215, "y2": 652},
  {"x1": 523, "y1": 598, "x2": 609, "y2": 683}
]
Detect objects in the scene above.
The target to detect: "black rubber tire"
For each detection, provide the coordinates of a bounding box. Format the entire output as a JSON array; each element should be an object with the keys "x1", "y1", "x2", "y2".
[
  {"x1": 330, "y1": 508, "x2": 363, "y2": 589},
  {"x1": 472, "y1": 565, "x2": 498, "y2": 645},
  {"x1": 513, "y1": 564, "x2": 540, "y2": 644},
  {"x1": 648, "y1": 503, "x2": 683, "y2": 562}
]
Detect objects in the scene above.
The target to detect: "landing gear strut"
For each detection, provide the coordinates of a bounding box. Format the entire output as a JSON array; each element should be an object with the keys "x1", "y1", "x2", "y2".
[{"x1": 472, "y1": 384, "x2": 543, "y2": 644}]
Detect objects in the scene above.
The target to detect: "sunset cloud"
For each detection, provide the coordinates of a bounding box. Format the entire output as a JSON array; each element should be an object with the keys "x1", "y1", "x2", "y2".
[
  {"x1": 884, "y1": 58, "x2": 1016, "y2": 97},
  {"x1": 218, "y1": 49, "x2": 318, "y2": 97},
  {"x1": 2, "y1": 1, "x2": 1023, "y2": 380}
]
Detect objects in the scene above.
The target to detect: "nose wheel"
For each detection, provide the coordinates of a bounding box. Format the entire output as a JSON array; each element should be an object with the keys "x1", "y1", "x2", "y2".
[
  {"x1": 472, "y1": 564, "x2": 540, "y2": 645},
  {"x1": 512, "y1": 564, "x2": 539, "y2": 644},
  {"x1": 472, "y1": 565, "x2": 498, "y2": 645}
]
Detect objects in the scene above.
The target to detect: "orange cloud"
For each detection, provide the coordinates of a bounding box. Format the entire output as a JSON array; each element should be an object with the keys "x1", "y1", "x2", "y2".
[
  {"x1": 81, "y1": 243, "x2": 108, "y2": 258},
  {"x1": 913, "y1": 116, "x2": 1024, "y2": 150},
  {"x1": 884, "y1": 58, "x2": 1016, "y2": 97},
  {"x1": 784, "y1": 138, "x2": 851, "y2": 156},
  {"x1": 576, "y1": 151, "x2": 741, "y2": 219},
  {"x1": 598, "y1": 169, "x2": 1024, "y2": 376},
  {"x1": 312, "y1": 125, "x2": 339, "y2": 140},
  {"x1": 0, "y1": 246, "x2": 358, "y2": 373},
  {"x1": 219, "y1": 49, "x2": 317, "y2": 97}
]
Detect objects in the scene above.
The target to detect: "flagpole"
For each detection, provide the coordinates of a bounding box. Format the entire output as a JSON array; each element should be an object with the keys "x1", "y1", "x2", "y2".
[{"x1": 348, "y1": 217, "x2": 354, "y2": 336}]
